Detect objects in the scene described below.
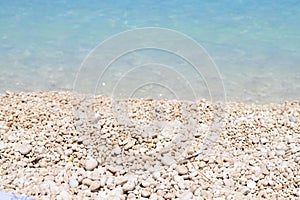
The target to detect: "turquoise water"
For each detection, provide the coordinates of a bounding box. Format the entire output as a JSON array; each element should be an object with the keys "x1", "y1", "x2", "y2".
[{"x1": 0, "y1": 0, "x2": 299, "y2": 102}]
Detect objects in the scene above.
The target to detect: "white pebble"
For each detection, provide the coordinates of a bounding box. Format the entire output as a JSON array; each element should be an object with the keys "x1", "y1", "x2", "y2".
[
  {"x1": 85, "y1": 158, "x2": 98, "y2": 171},
  {"x1": 224, "y1": 179, "x2": 234, "y2": 187},
  {"x1": 90, "y1": 181, "x2": 101, "y2": 191},
  {"x1": 175, "y1": 165, "x2": 188, "y2": 175},
  {"x1": 115, "y1": 176, "x2": 128, "y2": 186},
  {"x1": 69, "y1": 177, "x2": 79, "y2": 188},
  {"x1": 17, "y1": 144, "x2": 32, "y2": 155},
  {"x1": 161, "y1": 155, "x2": 176, "y2": 166},
  {"x1": 164, "y1": 193, "x2": 175, "y2": 199},
  {"x1": 113, "y1": 147, "x2": 122, "y2": 155},
  {"x1": 141, "y1": 190, "x2": 151, "y2": 198},
  {"x1": 180, "y1": 191, "x2": 193, "y2": 200},
  {"x1": 82, "y1": 178, "x2": 92, "y2": 186},
  {"x1": 59, "y1": 191, "x2": 71, "y2": 200},
  {"x1": 260, "y1": 138, "x2": 269, "y2": 144},
  {"x1": 247, "y1": 180, "x2": 256, "y2": 189},
  {"x1": 123, "y1": 181, "x2": 136, "y2": 192}
]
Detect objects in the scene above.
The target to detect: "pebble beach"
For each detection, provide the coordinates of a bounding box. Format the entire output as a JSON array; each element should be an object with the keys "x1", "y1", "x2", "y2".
[{"x1": 0, "y1": 91, "x2": 299, "y2": 199}]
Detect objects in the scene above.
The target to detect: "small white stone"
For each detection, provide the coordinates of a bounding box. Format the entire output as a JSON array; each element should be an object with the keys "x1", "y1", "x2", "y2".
[
  {"x1": 260, "y1": 138, "x2": 269, "y2": 144},
  {"x1": 127, "y1": 194, "x2": 136, "y2": 200},
  {"x1": 161, "y1": 155, "x2": 175, "y2": 166},
  {"x1": 224, "y1": 179, "x2": 234, "y2": 187},
  {"x1": 141, "y1": 180, "x2": 150, "y2": 187},
  {"x1": 152, "y1": 171, "x2": 161, "y2": 180},
  {"x1": 59, "y1": 191, "x2": 71, "y2": 200},
  {"x1": 69, "y1": 177, "x2": 79, "y2": 188},
  {"x1": 17, "y1": 144, "x2": 32, "y2": 155},
  {"x1": 164, "y1": 193, "x2": 175, "y2": 199},
  {"x1": 115, "y1": 176, "x2": 128, "y2": 186},
  {"x1": 107, "y1": 187, "x2": 123, "y2": 199},
  {"x1": 113, "y1": 147, "x2": 122, "y2": 155},
  {"x1": 64, "y1": 149, "x2": 73, "y2": 156},
  {"x1": 247, "y1": 180, "x2": 256, "y2": 189},
  {"x1": 141, "y1": 190, "x2": 151, "y2": 198},
  {"x1": 90, "y1": 181, "x2": 101, "y2": 191},
  {"x1": 106, "y1": 165, "x2": 123, "y2": 173},
  {"x1": 124, "y1": 140, "x2": 135, "y2": 150},
  {"x1": 85, "y1": 158, "x2": 98, "y2": 171},
  {"x1": 198, "y1": 161, "x2": 206, "y2": 168},
  {"x1": 275, "y1": 150, "x2": 285, "y2": 156},
  {"x1": 123, "y1": 181, "x2": 135, "y2": 192},
  {"x1": 82, "y1": 178, "x2": 92, "y2": 186},
  {"x1": 175, "y1": 165, "x2": 188, "y2": 175},
  {"x1": 180, "y1": 191, "x2": 193, "y2": 200},
  {"x1": 174, "y1": 175, "x2": 184, "y2": 184}
]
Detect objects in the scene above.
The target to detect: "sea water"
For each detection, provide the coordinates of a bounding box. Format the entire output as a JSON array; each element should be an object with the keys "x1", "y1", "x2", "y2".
[{"x1": 0, "y1": 0, "x2": 299, "y2": 103}]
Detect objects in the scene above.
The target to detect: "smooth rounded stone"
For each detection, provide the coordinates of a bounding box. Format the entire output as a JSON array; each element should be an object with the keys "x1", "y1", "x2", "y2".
[
  {"x1": 115, "y1": 176, "x2": 128, "y2": 186},
  {"x1": 85, "y1": 158, "x2": 98, "y2": 171},
  {"x1": 69, "y1": 177, "x2": 79, "y2": 188},
  {"x1": 104, "y1": 176, "x2": 115, "y2": 189},
  {"x1": 238, "y1": 186, "x2": 250, "y2": 195},
  {"x1": 100, "y1": 176, "x2": 107, "y2": 187},
  {"x1": 164, "y1": 192, "x2": 175, "y2": 199},
  {"x1": 64, "y1": 149, "x2": 73, "y2": 156},
  {"x1": 141, "y1": 189, "x2": 151, "y2": 198},
  {"x1": 90, "y1": 181, "x2": 101, "y2": 191},
  {"x1": 180, "y1": 191, "x2": 193, "y2": 200},
  {"x1": 80, "y1": 135, "x2": 91, "y2": 145},
  {"x1": 123, "y1": 181, "x2": 136, "y2": 192},
  {"x1": 59, "y1": 191, "x2": 71, "y2": 200},
  {"x1": 124, "y1": 140, "x2": 135, "y2": 150},
  {"x1": 65, "y1": 162, "x2": 73, "y2": 170},
  {"x1": 174, "y1": 175, "x2": 184, "y2": 184},
  {"x1": 152, "y1": 171, "x2": 161, "y2": 180},
  {"x1": 88, "y1": 171, "x2": 102, "y2": 181},
  {"x1": 161, "y1": 155, "x2": 176, "y2": 166},
  {"x1": 175, "y1": 165, "x2": 188, "y2": 175},
  {"x1": 156, "y1": 189, "x2": 164, "y2": 197},
  {"x1": 82, "y1": 178, "x2": 93, "y2": 186},
  {"x1": 141, "y1": 180, "x2": 151, "y2": 187},
  {"x1": 198, "y1": 161, "x2": 206, "y2": 168},
  {"x1": 17, "y1": 144, "x2": 32, "y2": 155},
  {"x1": 106, "y1": 165, "x2": 123, "y2": 173},
  {"x1": 127, "y1": 193, "x2": 136, "y2": 200},
  {"x1": 107, "y1": 187, "x2": 124, "y2": 199}
]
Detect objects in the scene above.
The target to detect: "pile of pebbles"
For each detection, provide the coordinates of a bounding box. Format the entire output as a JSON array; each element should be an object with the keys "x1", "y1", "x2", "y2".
[{"x1": 0, "y1": 91, "x2": 299, "y2": 199}]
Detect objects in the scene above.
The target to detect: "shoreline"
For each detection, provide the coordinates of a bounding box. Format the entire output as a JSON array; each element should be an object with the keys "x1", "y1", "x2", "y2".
[
  {"x1": 0, "y1": 92, "x2": 299, "y2": 199},
  {"x1": 1, "y1": 90, "x2": 299, "y2": 105}
]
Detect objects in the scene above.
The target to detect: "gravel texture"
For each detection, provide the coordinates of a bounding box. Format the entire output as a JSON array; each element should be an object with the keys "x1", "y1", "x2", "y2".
[{"x1": 0, "y1": 91, "x2": 299, "y2": 199}]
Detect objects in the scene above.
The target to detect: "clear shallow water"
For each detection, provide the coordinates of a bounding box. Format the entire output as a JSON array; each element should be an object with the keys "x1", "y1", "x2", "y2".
[{"x1": 0, "y1": 0, "x2": 299, "y2": 103}]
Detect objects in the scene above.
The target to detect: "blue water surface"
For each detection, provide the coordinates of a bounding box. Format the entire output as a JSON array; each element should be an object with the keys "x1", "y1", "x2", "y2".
[{"x1": 0, "y1": 0, "x2": 299, "y2": 102}]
